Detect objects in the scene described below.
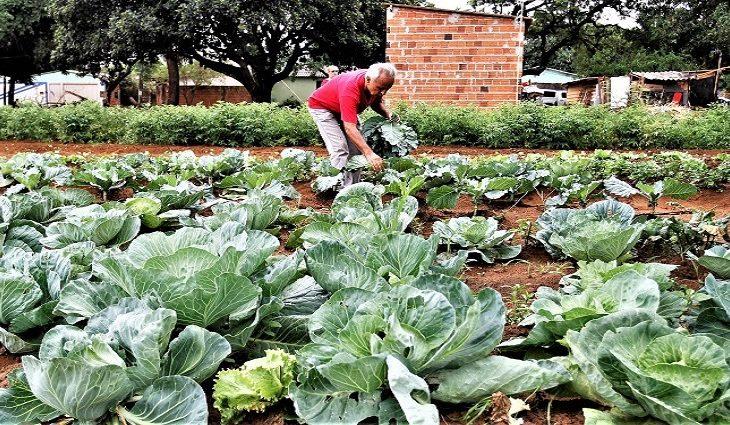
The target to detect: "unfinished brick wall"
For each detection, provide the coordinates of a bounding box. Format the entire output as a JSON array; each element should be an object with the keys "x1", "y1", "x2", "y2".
[{"x1": 385, "y1": 5, "x2": 526, "y2": 108}]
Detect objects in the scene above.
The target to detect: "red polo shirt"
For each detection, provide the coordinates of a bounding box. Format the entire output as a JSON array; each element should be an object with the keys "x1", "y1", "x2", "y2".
[{"x1": 308, "y1": 69, "x2": 379, "y2": 124}]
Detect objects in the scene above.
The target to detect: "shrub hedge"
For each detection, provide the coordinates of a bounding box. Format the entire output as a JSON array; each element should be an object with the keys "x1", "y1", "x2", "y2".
[{"x1": 1, "y1": 101, "x2": 728, "y2": 149}]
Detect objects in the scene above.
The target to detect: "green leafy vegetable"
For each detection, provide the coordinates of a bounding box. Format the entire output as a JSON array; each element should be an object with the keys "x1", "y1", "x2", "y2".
[{"x1": 213, "y1": 349, "x2": 296, "y2": 423}]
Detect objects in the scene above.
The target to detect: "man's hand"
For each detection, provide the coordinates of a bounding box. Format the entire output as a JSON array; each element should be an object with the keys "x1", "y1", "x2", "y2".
[
  {"x1": 365, "y1": 151, "x2": 384, "y2": 172},
  {"x1": 388, "y1": 112, "x2": 400, "y2": 124}
]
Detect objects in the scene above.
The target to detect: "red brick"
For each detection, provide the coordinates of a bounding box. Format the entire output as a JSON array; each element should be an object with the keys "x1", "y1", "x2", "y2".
[{"x1": 387, "y1": 6, "x2": 525, "y2": 107}]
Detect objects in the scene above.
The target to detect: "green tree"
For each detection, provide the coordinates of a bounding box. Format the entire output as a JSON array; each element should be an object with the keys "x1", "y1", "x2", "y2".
[
  {"x1": 471, "y1": 0, "x2": 637, "y2": 69},
  {"x1": 572, "y1": 28, "x2": 697, "y2": 76},
  {"x1": 631, "y1": 0, "x2": 728, "y2": 70},
  {"x1": 50, "y1": 0, "x2": 190, "y2": 104},
  {"x1": 181, "y1": 0, "x2": 425, "y2": 102},
  {"x1": 0, "y1": 0, "x2": 54, "y2": 105}
]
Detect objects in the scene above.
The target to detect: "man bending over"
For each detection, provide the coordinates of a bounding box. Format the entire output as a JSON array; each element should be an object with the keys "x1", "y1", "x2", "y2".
[{"x1": 308, "y1": 62, "x2": 398, "y2": 187}]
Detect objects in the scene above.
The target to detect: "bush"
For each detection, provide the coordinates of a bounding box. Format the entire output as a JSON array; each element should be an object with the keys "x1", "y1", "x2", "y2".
[{"x1": 0, "y1": 101, "x2": 728, "y2": 149}]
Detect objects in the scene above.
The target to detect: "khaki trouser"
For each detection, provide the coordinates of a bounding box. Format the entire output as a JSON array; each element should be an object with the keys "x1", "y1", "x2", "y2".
[{"x1": 308, "y1": 107, "x2": 361, "y2": 187}]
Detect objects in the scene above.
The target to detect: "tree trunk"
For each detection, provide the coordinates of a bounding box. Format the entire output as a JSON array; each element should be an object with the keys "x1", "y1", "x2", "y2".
[
  {"x1": 247, "y1": 80, "x2": 273, "y2": 103},
  {"x1": 7, "y1": 78, "x2": 16, "y2": 107},
  {"x1": 166, "y1": 52, "x2": 180, "y2": 105},
  {"x1": 105, "y1": 81, "x2": 117, "y2": 106}
]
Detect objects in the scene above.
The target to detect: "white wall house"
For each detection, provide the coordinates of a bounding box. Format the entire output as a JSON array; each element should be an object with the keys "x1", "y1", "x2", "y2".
[{"x1": 2, "y1": 71, "x2": 105, "y2": 105}]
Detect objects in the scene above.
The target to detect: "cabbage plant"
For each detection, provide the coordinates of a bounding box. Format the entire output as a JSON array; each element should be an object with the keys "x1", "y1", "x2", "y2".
[
  {"x1": 560, "y1": 259, "x2": 677, "y2": 294},
  {"x1": 180, "y1": 189, "x2": 282, "y2": 231},
  {"x1": 93, "y1": 223, "x2": 326, "y2": 352},
  {"x1": 0, "y1": 153, "x2": 71, "y2": 194},
  {"x1": 433, "y1": 216, "x2": 522, "y2": 263},
  {"x1": 564, "y1": 310, "x2": 730, "y2": 424},
  {"x1": 125, "y1": 181, "x2": 206, "y2": 229},
  {"x1": 424, "y1": 155, "x2": 548, "y2": 210},
  {"x1": 604, "y1": 176, "x2": 698, "y2": 214},
  {"x1": 0, "y1": 248, "x2": 82, "y2": 353},
  {"x1": 361, "y1": 116, "x2": 418, "y2": 158},
  {"x1": 290, "y1": 276, "x2": 569, "y2": 424},
  {"x1": 536, "y1": 199, "x2": 644, "y2": 262},
  {"x1": 508, "y1": 260, "x2": 689, "y2": 348},
  {"x1": 73, "y1": 159, "x2": 135, "y2": 201},
  {"x1": 0, "y1": 189, "x2": 95, "y2": 253},
  {"x1": 310, "y1": 157, "x2": 345, "y2": 194},
  {"x1": 40, "y1": 204, "x2": 140, "y2": 249},
  {"x1": 690, "y1": 274, "x2": 730, "y2": 343},
  {"x1": 301, "y1": 183, "x2": 420, "y2": 249},
  {"x1": 0, "y1": 299, "x2": 229, "y2": 424},
  {"x1": 511, "y1": 270, "x2": 668, "y2": 348},
  {"x1": 693, "y1": 245, "x2": 730, "y2": 279}
]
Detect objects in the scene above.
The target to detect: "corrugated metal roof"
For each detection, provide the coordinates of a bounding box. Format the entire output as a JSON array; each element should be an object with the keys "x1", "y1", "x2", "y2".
[
  {"x1": 294, "y1": 69, "x2": 326, "y2": 78},
  {"x1": 565, "y1": 77, "x2": 602, "y2": 86},
  {"x1": 522, "y1": 68, "x2": 579, "y2": 84},
  {"x1": 630, "y1": 71, "x2": 692, "y2": 81},
  {"x1": 32, "y1": 71, "x2": 102, "y2": 85}
]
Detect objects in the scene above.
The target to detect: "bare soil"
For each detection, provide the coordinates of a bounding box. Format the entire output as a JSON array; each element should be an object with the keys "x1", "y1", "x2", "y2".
[
  {"x1": 0, "y1": 142, "x2": 727, "y2": 424},
  {"x1": 0, "y1": 348, "x2": 21, "y2": 387},
  {"x1": 1, "y1": 140, "x2": 728, "y2": 159}
]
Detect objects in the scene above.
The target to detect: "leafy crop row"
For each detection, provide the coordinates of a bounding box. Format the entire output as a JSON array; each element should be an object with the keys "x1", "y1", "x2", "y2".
[{"x1": 1, "y1": 101, "x2": 730, "y2": 149}]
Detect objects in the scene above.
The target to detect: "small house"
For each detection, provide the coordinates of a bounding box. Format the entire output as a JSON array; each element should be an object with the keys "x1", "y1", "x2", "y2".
[
  {"x1": 565, "y1": 77, "x2": 609, "y2": 106},
  {"x1": 521, "y1": 68, "x2": 579, "y2": 90},
  {"x1": 2, "y1": 71, "x2": 105, "y2": 105}
]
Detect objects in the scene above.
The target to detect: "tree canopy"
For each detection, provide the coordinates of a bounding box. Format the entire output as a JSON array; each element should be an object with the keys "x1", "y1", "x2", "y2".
[
  {"x1": 0, "y1": 0, "x2": 53, "y2": 104},
  {"x1": 473, "y1": 0, "x2": 729, "y2": 76}
]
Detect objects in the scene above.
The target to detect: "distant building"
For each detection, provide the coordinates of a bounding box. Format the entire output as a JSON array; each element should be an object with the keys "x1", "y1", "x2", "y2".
[
  {"x1": 157, "y1": 75, "x2": 251, "y2": 106},
  {"x1": 156, "y1": 69, "x2": 326, "y2": 106},
  {"x1": 629, "y1": 70, "x2": 723, "y2": 107},
  {"x1": 521, "y1": 68, "x2": 579, "y2": 89},
  {"x1": 565, "y1": 77, "x2": 609, "y2": 106},
  {"x1": 1, "y1": 71, "x2": 104, "y2": 105},
  {"x1": 385, "y1": 4, "x2": 530, "y2": 108},
  {"x1": 566, "y1": 69, "x2": 727, "y2": 107},
  {"x1": 520, "y1": 68, "x2": 577, "y2": 105}
]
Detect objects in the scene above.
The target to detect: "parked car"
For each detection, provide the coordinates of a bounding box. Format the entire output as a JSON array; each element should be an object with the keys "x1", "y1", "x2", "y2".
[
  {"x1": 521, "y1": 85, "x2": 568, "y2": 106},
  {"x1": 541, "y1": 90, "x2": 568, "y2": 106}
]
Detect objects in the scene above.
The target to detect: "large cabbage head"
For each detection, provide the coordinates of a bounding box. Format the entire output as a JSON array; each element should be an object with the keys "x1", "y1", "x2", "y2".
[
  {"x1": 536, "y1": 199, "x2": 643, "y2": 262},
  {"x1": 564, "y1": 310, "x2": 730, "y2": 424}
]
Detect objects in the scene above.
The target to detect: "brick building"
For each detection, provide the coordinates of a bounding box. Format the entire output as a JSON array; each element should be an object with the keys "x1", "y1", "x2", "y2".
[
  {"x1": 385, "y1": 4, "x2": 529, "y2": 108},
  {"x1": 157, "y1": 76, "x2": 252, "y2": 106}
]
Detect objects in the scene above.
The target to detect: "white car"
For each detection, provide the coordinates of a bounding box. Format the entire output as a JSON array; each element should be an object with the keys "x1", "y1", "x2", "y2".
[
  {"x1": 522, "y1": 85, "x2": 567, "y2": 106},
  {"x1": 540, "y1": 90, "x2": 568, "y2": 106}
]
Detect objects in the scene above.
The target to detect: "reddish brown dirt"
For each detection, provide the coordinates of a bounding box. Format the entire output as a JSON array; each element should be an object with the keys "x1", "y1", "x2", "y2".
[
  {"x1": 291, "y1": 181, "x2": 333, "y2": 212},
  {"x1": 626, "y1": 185, "x2": 730, "y2": 217},
  {"x1": 0, "y1": 140, "x2": 327, "y2": 158},
  {"x1": 1, "y1": 140, "x2": 727, "y2": 159},
  {"x1": 439, "y1": 393, "x2": 597, "y2": 425},
  {"x1": 462, "y1": 246, "x2": 572, "y2": 295},
  {"x1": 0, "y1": 349, "x2": 21, "y2": 388}
]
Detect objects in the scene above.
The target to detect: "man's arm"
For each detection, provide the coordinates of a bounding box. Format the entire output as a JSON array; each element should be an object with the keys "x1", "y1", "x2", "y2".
[
  {"x1": 371, "y1": 97, "x2": 392, "y2": 120},
  {"x1": 343, "y1": 122, "x2": 384, "y2": 172}
]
